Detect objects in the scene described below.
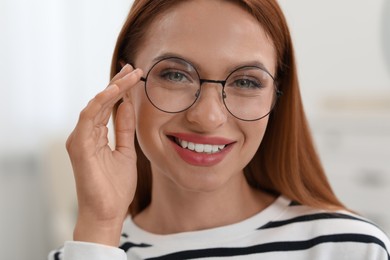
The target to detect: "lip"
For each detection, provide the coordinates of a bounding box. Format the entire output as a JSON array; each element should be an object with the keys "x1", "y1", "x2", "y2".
[{"x1": 167, "y1": 132, "x2": 235, "y2": 167}]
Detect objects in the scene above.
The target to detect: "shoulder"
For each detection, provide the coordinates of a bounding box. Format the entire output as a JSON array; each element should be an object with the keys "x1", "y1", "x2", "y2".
[{"x1": 258, "y1": 198, "x2": 390, "y2": 259}]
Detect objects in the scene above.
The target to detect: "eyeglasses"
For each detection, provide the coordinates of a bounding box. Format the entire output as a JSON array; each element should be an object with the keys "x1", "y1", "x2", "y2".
[{"x1": 140, "y1": 57, "x2": 282, "y2": 121}]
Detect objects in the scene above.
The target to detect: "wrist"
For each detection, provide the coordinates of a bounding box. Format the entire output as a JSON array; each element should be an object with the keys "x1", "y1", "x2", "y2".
[{"x1": 73, "y1": 217, "x2": 125, "y2": 247}]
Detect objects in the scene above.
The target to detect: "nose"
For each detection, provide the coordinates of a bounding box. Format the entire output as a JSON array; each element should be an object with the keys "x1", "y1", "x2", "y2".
[{"x1": 185, "y1": 83, "x2": 228, "y2": 131}]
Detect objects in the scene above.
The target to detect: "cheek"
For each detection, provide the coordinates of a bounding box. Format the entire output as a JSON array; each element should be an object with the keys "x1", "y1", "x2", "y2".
[
  {"x1": 243, "y1": 118, "x2": 269, "y2": 154},
  {"x1": 134, "y1": 94, "x2": 156, "y2": 148},
  {"x1": 135, "y1": 109, "x2": 160, "y2": 167},
  {"x1": 131, "y1": 86, "x2": 169, "y2": 163},
  {"x1": 130, "y1": 84, "x2": 153, "y2": 151},
  {"x1": 131, "y1": 83, "x2": 159, "y2": 134}
]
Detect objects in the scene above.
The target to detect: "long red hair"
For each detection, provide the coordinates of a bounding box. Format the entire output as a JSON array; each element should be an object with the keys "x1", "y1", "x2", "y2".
[{"x1": 111, "y1": 0, "x2": 345, "y2": 215}]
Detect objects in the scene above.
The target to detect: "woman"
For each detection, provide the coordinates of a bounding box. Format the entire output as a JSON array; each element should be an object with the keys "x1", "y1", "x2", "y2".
[{"x1": 49, "y1": 0, "x2": 390, "y2": 259}]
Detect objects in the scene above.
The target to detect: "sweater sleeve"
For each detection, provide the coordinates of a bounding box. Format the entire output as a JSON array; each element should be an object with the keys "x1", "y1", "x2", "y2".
[{"x1": 48, "y1": 241, "x2": 127, "y2": 260}]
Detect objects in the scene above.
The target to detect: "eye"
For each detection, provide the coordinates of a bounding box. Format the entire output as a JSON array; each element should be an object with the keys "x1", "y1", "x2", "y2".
[
  {"x1": 233, "y1": 78, "x2": 262, "y2": 89},
  {"x1": 160, "y1": 71, "x2": 189, "y2": 82}
]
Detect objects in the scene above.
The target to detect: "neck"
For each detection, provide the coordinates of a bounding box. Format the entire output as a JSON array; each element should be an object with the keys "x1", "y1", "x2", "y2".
[{"x1": 133, "y1": 171, "x2": 275, "y2": 234}]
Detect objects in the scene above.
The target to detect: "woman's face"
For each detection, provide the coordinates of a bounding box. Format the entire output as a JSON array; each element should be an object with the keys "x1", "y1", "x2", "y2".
[{"x1": 128, "y1": 0, "x2": 276, "y2": 193}]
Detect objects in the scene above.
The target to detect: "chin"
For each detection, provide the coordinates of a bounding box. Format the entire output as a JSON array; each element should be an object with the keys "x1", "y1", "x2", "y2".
[{"x1": 169, "y1": 168, "x2": 243, "y2": 194}]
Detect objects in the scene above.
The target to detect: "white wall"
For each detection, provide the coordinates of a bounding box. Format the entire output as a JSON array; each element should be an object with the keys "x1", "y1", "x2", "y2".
[
  {"x1": 0, "y1": 0, "x2": 389, "y2": 259},
  {"x1": 0, "y1": 1, "x2": 132, "y2": 259},
  {"x1": 0, "y1": 0, "x2": 132, "y2": 151},
  {"x1": 279, "y1": 0, "x2": 390, "y2": 232},
  {"x1": 279, "y1": 0, "x2": 390, "y2": 114}
]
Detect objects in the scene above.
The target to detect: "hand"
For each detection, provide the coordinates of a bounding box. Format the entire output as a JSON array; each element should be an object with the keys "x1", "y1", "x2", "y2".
[{"x1": 66, "y1": 64, "x2": 143, "y2": 246}]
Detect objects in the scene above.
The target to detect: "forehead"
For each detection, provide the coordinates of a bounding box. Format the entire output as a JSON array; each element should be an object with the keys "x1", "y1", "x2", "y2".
[{"x1": 135, "y1": 0, "x2": 276, "y2": 76}]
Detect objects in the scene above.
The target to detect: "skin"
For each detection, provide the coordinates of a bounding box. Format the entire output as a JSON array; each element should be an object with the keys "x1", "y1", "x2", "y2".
[
  {"x1": 67, "y1": 65, "x2": 143, "y2": 245},
  {"x1": 67, "y1": 0, "x2": 277, "y2": 246}
]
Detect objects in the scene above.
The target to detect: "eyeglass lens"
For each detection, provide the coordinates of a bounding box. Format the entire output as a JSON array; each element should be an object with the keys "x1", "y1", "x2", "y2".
[{"x1": 144, "y1": 57, "x2": 277, "y2": 121}]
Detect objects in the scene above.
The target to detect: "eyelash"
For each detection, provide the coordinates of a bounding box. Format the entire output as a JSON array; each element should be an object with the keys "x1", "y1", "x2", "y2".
[
  {"x1": 230, "y1": 78, "x2": 262, "y2": 89},
  {"x1": 158, "y1": 67, "x2": 266, "y2": 90},
  {"x1": 160, "y1": 70, "x2": 191, "y2": 82}
]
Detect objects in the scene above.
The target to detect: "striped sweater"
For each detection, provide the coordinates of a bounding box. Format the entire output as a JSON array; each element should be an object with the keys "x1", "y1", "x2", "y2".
[{"x1": 49, "y1": 196, "x2": 390, "y2": 259}]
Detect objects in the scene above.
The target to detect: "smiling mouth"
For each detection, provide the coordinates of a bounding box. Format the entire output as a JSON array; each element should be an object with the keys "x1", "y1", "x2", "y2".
[{"x1": 170, "y1": 137, "x2": 228, "y2": 154}]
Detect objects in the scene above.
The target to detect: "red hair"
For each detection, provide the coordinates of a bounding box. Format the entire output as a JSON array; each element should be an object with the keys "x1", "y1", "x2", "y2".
[{"x1": 111, "y1": 0, "x2": 345, "y2": 215}]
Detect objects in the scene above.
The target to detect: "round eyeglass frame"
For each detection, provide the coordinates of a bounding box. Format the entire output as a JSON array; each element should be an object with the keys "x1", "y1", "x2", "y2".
[{"x1": 139, "y1": 57, "x2": 283, "y2": 121}]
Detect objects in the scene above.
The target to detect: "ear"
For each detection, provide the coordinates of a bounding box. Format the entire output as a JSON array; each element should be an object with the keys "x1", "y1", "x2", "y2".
[
  {"x1": 119, "y1": 59, "x2": 136, "y2": 70},
  {"x1": 119, "y1": 60, "x2": 126, "y2": 68}
]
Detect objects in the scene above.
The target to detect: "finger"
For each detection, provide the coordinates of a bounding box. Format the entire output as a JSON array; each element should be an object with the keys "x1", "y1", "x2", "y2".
[
  {"x1": 75, "y1": 84, "x2": 119, "y2": 132},
  {"x1": 65, "y1": 130, "x2": 75, "y2": 153},
  {"x1": 100, "y1": 68, "x2": 143, "y2": 111},
  {"x1": 109, "y1": 64, "x2": 133, "y2": 85},
  {"x1": 95, "y1": 125, "x2": 109, "y2": 150},
  {"x1": 111, "y1": 68, "x2": 143, "y2": 96},
  {"x1": 71, "y1": 68, "x2": 142, "y2": 149},
  {"x1": 93, "y1": 68, "x2": 143, "y2": 126},
  {"x1": 79, "y1": 68, "x2": 142, "y2": 127},
  {"x1": 114, "y1": 101, "x2": 136, "y2": 158}
]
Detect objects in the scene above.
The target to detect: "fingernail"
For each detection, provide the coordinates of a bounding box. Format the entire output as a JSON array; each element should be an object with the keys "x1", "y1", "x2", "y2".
[
  {"x1": 105, "y1": 84, "x2": 117, "y2": 92},
  {"x1": 133, "y1": 68, "x2": 143, "y2": 78},
  {"x1": 120, "y1": 64, "x2": 131, "y2": 72},
  {"x1": 123, "y1": 68, "x2": 143, "y2": 80}
]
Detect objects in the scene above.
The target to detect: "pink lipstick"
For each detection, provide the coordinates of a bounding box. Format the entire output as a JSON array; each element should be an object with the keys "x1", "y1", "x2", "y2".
[{"x1": 167, "y1": 133, "x2": 235, "y2": 167}]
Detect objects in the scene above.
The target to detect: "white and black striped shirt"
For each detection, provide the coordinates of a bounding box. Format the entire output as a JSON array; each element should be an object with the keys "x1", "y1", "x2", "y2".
[{"x1": 49, "y1": 196, "x2": 390, "y2": 259}]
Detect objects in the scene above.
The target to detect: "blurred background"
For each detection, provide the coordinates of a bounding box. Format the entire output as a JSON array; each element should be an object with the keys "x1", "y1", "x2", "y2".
[{"x1": 0, "y1": 0, "x2": 389, "y2": 259}]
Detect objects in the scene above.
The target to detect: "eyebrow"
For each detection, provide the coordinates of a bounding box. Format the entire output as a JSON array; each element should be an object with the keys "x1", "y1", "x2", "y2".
[{"x1": 151, "y1": 52, "x2": 274, "y2": 78}]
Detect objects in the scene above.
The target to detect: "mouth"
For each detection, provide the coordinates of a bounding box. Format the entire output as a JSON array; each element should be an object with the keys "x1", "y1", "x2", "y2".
[{"x1": 168, "y1": 136, "x2": 231, "y2": 154}]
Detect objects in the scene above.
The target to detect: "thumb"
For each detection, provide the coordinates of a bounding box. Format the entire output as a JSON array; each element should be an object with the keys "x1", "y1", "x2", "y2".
[{"x1": 114, "y1": 101, "x2": 136, "y2": 157}]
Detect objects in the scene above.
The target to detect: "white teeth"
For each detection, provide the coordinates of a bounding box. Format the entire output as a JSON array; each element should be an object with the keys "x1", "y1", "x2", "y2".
[
  {"x1": 188, "y1": 142, "x2": 195, "y2": 150},
  {"x1": 204, "y1": 144, "x2": 212, "y2": 153},
  {"x1": 181, "y1": 140, "x2": 188, "y2": 149},
  {"x1": 177, "y1": 138, "x2": 226, "y2": 154},
  {"x1": 195, "y1": 144, "x2": 204, "y2": 153}
]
